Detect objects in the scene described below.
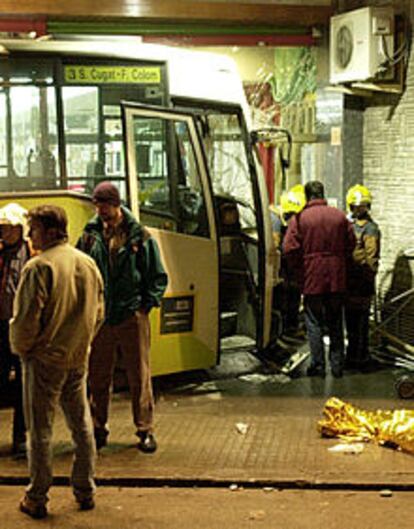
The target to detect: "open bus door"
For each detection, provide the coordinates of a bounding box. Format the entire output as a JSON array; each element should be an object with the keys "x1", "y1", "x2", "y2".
[
  {"x1": 122, "y1": 100, "x2": 275, "y2": 372},
  {"x1": 171, "y1": 98, "x2": 275, "y2": 354},
  {"x1": 122, "y1": 102, "x2": 220, "y2": 375}
]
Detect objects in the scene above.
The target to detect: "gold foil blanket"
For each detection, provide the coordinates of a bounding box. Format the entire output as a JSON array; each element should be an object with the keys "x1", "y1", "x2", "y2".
[{"x1": 318, "y1": 397, "x2": 414, "y2": 454}]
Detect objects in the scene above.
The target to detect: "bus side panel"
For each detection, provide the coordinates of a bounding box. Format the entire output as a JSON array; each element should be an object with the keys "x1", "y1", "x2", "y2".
[
  {"x1": 0, "y1": 194, "x2": 218, "y2": 376},
  {"x1": 0, "y1": 193, "x2": 94, "y2": 244},
  {"x1": 148, "y1": 228, "x2": 219, "y2": 376}
]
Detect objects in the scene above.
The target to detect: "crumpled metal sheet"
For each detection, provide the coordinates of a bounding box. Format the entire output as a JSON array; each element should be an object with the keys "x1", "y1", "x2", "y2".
[{"x1": 318, "y1": 397, "x2": 414, "y2": 455}]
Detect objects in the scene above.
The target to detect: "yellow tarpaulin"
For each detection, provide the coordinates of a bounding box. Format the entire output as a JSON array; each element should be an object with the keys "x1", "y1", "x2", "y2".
[{"x1": 318, "y1": 397, "x2": 414, "y2": 455}]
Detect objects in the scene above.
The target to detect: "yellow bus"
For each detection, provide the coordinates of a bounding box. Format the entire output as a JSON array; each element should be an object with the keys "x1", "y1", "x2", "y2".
[{"x1": 0, "y1": 38, "x2": 276, "y2": 375}]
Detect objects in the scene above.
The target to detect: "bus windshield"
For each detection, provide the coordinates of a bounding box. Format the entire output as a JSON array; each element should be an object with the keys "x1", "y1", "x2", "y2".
[{"x1": 202, "y1": 112, "x2": 257, "y2": 233}]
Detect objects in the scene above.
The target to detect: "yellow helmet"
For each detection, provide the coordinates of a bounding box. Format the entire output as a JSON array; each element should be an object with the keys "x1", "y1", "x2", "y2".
[
  {"x1": 346, "y1": 184, "x2": 372, "y2": 210},
  {"x1": 280, "y1": 184, "x2": 306, "y2": 216}
]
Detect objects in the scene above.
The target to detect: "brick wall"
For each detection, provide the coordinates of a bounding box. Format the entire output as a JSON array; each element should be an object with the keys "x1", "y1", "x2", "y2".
[
  {"x1": 343, "y1": 96, "x2": 364, "y2": 203},
  {"x1": 364, "y1": 64, "x2": 414, "y2": 275},
  {"x1": 363, "y1": 39, "x2": 414, "y2": 344}
]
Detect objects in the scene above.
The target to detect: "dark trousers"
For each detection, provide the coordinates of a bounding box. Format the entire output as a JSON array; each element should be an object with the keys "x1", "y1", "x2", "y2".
[
  {"x1": 345, "y1": 303, "x2": 370, "y2": 366},
  {"x1": 273, "y1": 280, "x2": 301, "y2": 333},
  {"x1": 0, "y1": 320, "x2": 26, "y2": 446},
  {"x1": 304, "y1": 294, "x2": 345, "y2": 372},
  {"x1": 89, "y1": 311, "x2": 154, "y2": 435}
]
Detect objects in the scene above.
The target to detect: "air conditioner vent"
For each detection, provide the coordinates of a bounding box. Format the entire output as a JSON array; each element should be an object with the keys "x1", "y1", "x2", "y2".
[{"x1": 330, "y1": 7, "x2": 394, "y2": 84}]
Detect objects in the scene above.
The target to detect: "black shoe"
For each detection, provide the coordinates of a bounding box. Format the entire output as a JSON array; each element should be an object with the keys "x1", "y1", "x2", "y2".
[
  {"x1": 78, "y1": 498, "x2": 95, "y2": 511},
  {"x1": 306, "y1": 365, "x2": 325, "y2": 378},
  {"x1": 94, "y1": 427, "x2": 108, "y2": 450},
  {"x1": 20, "y1": 497, "x2": 47, "y2": 519},
  {"x1": 137, "y1": 431, "x2": 157, "y2": 454},
  {"x1": 331, "y1": 368, "x2": 343, "y2": 379}
]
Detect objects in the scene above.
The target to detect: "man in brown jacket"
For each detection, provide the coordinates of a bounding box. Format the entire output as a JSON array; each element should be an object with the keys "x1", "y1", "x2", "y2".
[
  {"x1": 10, "y1": 205, "x2": 104, "y2": 519},
  {"x1": 283, "y1": 181, "x2": 355, "y2": 378}
]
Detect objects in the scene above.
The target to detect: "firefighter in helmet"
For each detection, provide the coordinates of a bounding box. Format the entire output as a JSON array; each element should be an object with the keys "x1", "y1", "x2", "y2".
[
  {"x1": 270, "y1": 185, "x2": 306, "y2": 247},
  {"x1": 270, "y1": 184, "x2": 306, "y2": 338},
  {"x1": 0, "y1": 203, "x2": 31, "y2": 458},
  {"x1": 345, "y1": 184, "x2": 381, "y2": 371}
]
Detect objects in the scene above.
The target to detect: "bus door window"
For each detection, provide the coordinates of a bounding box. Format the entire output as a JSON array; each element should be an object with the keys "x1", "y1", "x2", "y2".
[
  {"x1": 174, "y1": 121, "x2": 209, "y2": 237},
  {"x1": 129, "y1": 114, "x2": 209, "y2": 237},
  {"x1": 131, "y1": 116, "x2": 170, "y2": 221},
  {"x1": 206, "y1": 113, "x2": 257, "y2": 234}
]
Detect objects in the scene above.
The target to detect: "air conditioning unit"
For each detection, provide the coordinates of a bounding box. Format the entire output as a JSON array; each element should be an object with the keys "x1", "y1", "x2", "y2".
[{"x1": 330, "y1": 6, "x2": 394, "y2": 84}]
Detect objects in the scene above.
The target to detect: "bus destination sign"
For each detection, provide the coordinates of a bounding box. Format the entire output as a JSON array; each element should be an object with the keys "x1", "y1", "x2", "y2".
[{"x1": 64, "y1": 65, "x2": 161, "y2": 84}]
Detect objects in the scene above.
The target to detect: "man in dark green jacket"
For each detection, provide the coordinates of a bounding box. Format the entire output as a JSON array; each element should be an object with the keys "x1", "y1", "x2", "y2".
[{"x1": 77, "y1": 181, "x2": 168, "y2": 453}]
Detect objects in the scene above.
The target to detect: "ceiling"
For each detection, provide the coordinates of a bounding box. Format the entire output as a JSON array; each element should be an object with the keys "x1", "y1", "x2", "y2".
[
  {"x1": 0, "y1": 1, "x2": 334, "y2": 46},
  {"x1": 0, "y1": 1, "x2": 332, "y2": 28}
]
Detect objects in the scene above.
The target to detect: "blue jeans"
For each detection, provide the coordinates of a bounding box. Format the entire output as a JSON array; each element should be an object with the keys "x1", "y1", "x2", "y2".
[{"x1": 304, "y1": 293, "x2": 345, "y2": 372}]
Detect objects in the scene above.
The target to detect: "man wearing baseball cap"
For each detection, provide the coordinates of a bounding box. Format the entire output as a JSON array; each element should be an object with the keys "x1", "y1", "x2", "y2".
[{"x1": 77, "y1": 181, "x2": 168, "y2": 453}]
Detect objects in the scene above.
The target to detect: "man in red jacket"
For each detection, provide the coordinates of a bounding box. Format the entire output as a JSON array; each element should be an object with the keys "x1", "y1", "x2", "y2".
[{"x1": 283, "y1": 181, "x2": 355, "y2": 378}]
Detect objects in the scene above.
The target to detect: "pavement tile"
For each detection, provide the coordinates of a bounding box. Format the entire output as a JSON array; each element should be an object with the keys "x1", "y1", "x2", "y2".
[{"x1": 0, "y1": 367, "x2": 413, "y2": 486}]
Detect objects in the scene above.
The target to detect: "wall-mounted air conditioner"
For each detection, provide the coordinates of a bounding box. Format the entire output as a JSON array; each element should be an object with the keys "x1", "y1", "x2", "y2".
[{"x1": 330, "y1": 6, "x2": 394, "y2": 84}]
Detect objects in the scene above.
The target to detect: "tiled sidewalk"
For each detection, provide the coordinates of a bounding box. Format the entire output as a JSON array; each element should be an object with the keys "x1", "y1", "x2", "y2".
[{"x1": 0, "y1": 365, "x2": 413, "y2": 487}]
